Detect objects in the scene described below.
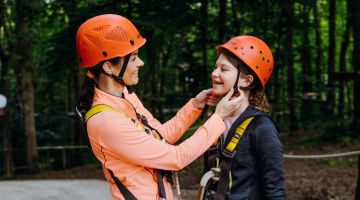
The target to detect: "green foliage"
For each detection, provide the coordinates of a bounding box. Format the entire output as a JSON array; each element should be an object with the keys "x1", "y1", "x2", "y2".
[{"x1": 1, "y1": 0, "x2": 359, "y2": 172}]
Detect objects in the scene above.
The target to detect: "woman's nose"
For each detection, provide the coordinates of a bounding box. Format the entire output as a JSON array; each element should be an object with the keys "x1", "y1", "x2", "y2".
[{"x1": 138, "y1": 58, "x2": 144, "y2": 67}]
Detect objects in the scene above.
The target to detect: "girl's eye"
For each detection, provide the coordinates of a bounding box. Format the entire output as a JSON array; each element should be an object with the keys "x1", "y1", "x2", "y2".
[{"x1": 221, "y1": 67, "x2": 228, "y2": 71}]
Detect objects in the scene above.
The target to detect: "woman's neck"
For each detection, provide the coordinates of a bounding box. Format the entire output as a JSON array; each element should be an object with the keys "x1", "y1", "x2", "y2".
[{"x1": 97, "y1": 74, "x2": 124, "y2": 97}]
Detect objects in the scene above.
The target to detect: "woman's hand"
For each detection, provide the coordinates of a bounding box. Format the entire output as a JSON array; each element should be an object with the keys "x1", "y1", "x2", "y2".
[
  {"x1": 206, "y1": 93, "x2": 221, "y2": 107},
  {"x1": 193, "y1": 89, "x2": 214, "y2": 110},
  {"x1": 215, "y1": 88, "x2": 245, "y2": 119}
]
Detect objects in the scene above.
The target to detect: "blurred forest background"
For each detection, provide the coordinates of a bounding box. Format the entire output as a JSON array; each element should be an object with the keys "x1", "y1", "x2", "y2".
[{"x1": 0, "y1": 0, "x2": 359, "y2": 197}]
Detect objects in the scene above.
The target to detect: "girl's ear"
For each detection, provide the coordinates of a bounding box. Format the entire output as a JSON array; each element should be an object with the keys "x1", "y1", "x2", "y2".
[{"x1": 239, "y1": 74, "x2": 254, "y2": 88}]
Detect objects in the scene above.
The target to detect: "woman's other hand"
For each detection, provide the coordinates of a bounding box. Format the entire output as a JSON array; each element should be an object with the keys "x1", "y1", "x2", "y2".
[
  {"x1": 193, "y1": 89, "x2": 214, "y2": 110},
  {"x1": 215, "y1": 88, "x2": 245, "y2": 119}
]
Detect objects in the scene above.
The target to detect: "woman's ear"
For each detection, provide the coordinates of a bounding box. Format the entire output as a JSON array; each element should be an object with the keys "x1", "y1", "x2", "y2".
[
  {"x1": 238, "y1": 74, "x2": 254, "y2": 88},
  {"x1": 102, "y1": 61, "x2": 113, "y2": 75}
]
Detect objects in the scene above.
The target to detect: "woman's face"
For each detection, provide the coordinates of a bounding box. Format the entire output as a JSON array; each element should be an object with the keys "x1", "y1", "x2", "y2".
[
  {"x1": 211, "y1": 53, "x2": 238, "y2": 96},
  {"x1": 121, "y1": 50, "x2": 144, "y2": 86}
]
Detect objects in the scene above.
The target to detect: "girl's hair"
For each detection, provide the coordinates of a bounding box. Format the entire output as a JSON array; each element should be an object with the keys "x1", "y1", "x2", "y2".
[
  {"x1": 77, "y1": 57, "x2": 121, "y2": 115},
  {"x1": 222, "y1": 49, "x2": 270, "y2": 112}
]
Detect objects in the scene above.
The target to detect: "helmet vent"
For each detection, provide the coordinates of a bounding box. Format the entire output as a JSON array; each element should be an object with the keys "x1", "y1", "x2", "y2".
[
  {"x1": 104, "y1": 26, "x2": 129, "y2": 42},
  {"x1": 85, "y1": 34, "x2": 102, "y2": 49},
  {"x1": 259, "y1": 50, "x2": 262, "y2": 54},
  {"x1": 250, "y1": 46, "x2": 254, "y2": 49},
  {"x1": 93, "y1": 25, "x2": 110, "y2": 32}
]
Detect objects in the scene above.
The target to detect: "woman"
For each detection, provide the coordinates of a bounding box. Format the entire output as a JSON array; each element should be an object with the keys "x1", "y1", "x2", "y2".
[
  {"x1": 75, "y1": 14, "x2": 243, "y2": 200},
  {"x1": 202, "y1": 36, "x2": 287, "y2": 199}
]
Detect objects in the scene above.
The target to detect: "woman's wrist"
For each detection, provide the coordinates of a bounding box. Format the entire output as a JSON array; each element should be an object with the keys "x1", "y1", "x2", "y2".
[{"x1": 192, "y1": 98, "x2": 204, "y2": 110}]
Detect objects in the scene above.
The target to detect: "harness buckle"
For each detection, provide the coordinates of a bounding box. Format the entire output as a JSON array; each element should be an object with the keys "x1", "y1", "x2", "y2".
[{"x1": 222, "y1": 149, "x2": 236, "y2": 159}]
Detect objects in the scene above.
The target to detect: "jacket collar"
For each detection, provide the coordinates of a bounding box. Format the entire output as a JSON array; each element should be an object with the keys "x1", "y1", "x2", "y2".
[{"x1": 92, "y1": 87, "x2": 137, "y2": 120}]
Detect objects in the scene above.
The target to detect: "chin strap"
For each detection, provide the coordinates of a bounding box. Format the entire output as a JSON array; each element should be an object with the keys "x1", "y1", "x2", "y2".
[
  {"x1": 101, "y1": 54, "x2": 133, "y2": 93},
  {"x1": 231, "y1": 61, "x2": 242, "y2": 97}
]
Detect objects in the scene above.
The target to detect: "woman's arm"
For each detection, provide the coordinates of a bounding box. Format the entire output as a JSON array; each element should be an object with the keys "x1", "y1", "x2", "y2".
[
  {"x1": 89, "y1": 111, "x2": 225, "y2": 171},
  {"x1": 125, "y1": 90, "x2": 203, "y2": 144}
]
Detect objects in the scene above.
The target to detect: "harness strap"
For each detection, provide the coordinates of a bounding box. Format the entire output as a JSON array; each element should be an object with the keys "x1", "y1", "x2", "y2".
[
  {"x1": 85, "y1": 104, "x2": 132, "y2": 123},
  {"x1": 214, "y1": 116, "x2": 255, "y2": 200},
  {"x1": 108, "y1": 169, "x2": 137, "y2": 200},
  {"x1": 85, "y1": 104, "x2": 168, "y2": 199}
]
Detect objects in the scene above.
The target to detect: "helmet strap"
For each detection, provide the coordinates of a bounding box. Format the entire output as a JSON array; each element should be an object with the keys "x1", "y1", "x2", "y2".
[
  {"x1": 101, "y1": 54, "x2": 131, "y2": 86},
  {"x1": 232, "y1": 62, "x2": 242, "y2": 97},
  {"x1": 117, "y1": 54, "x2": 131, "y2": 85}
]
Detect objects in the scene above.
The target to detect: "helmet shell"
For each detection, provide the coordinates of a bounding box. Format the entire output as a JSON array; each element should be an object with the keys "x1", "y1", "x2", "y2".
[
  {"x1": 76, "y1": 14, "x2": 146, "y2": 67},
  {"x1": 217, "y1": 35, "x2": 274, "y2": 89}
]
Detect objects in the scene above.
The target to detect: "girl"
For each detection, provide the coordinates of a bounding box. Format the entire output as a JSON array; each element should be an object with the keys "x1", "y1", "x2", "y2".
[{"x1": 203, "y1": 35, "x2": 287, "y2": 200}]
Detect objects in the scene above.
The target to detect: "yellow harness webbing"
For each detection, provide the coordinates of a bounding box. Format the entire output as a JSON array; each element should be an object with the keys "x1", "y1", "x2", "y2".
[
  {"x1": 85, "y1": 104, "x2": 125, "y2": 123},
  {"x1": 225, "y1": 116, "x2": 255, "y2": 153}
]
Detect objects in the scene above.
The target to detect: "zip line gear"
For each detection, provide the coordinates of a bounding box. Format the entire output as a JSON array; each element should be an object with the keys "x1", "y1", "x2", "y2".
[
  {"x1": 217, "y1": 36, "x2": 274, "y2": 90},
  {"x1": 76, "y1": 14, "x2": 145, "y2": 68},
  {"x1": 198, "y1": 109, "x2": 259, "y2": 200},
  {"x1": 76, "y1": 14, "x2": 145, "y2": 92},
  {"x1": 76, "y1": 87, "x2": 228, "y2": 199},
  {"x1": 85, "y1": 104, "x2": 170, "y2": 200}
]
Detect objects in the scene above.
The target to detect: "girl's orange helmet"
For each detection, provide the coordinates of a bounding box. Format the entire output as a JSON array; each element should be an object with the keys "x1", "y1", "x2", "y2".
[
  {"x1": 76, "y1": 14, "x2": 146, "y2": 67},
  {"x1": 217, "y1": 35, "x2": 274, "y2": 89}
]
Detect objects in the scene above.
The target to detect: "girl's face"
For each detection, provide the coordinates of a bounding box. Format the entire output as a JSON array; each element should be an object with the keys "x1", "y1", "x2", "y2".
[
  {"x1": 121, "y1": 50, "x2": 144, "y2": 86},
  {"x1": 211, "y1": 53, "x2": 238, "y2": 96}
]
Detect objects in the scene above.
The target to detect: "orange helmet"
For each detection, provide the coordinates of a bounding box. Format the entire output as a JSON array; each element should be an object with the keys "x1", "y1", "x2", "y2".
[
  {"x1": 217, "y1": 35, "x2": 274, "y2": 89},
  {"x1": 76, "y1": 14, "x2": 146, "y2": 67}
]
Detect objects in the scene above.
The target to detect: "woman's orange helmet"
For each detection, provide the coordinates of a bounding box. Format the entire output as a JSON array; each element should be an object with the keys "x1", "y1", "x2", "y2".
[
  {"x1": 217, "y1": 35, "x2": 274, "y2": 89},
  {"x1": 76, "y1": 14, "x2": 146, "y2": 67}
]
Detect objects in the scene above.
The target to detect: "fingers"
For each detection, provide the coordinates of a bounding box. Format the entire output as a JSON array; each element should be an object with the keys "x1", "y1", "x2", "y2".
[
  {"x1": 223, "y1": 88, "x2": 234, "y2": 101},
  {"x1": 204, "y1": 88, "x2": 213, "y2": 95},
  {"x1": 229, "y1": 89, "x2": 245, "y2": 104}
]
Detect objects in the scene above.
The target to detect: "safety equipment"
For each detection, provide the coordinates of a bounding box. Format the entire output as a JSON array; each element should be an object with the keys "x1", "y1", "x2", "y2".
[
  {"x1": 77, "y1": 104, "x2": 179, "y2": 200},
  {"x1": 76, "y1": 14, "x2": 146, "y2": 67},
  {"x1": 198, "y1": 116, "x2": 255, "y2": 200},
  {"x1": 217, "y1": 35, "x2": 274, "y2": 89},
  {"x1": 0, "y1": 94, "x2": 7, "y2": 109}
]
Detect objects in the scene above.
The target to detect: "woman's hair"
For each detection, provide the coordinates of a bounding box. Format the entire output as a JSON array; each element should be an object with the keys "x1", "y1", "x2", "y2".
[
  {"x1": 222, "y1": 49, "x2": 270, "y2": 112},
  {"x1": 77, "y1": 57, "x2": 121, "y2": 115}
]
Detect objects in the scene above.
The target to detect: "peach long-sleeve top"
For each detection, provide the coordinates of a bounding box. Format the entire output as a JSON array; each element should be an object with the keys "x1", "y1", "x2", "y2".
[{"x1": 86, "y1": 87, "x2": 226, "y2": 200}]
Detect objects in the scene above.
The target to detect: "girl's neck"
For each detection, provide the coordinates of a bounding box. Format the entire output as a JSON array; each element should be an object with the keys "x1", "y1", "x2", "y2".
[{"x1": 230, "y1": 98, "x2": 249, "y2": 118}]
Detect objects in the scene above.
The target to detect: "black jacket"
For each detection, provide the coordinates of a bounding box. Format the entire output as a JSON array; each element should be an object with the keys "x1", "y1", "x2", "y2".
[{"x1": 221, "y1": 106, "x2": 287, "y2": 200}]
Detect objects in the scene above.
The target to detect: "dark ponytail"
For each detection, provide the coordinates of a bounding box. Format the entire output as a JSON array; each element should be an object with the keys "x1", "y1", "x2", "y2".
[{"x1": 76, "y1": 57, "x2": 121, "y2": 115}]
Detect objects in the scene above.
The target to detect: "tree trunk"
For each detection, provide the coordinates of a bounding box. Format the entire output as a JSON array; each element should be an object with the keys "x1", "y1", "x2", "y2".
[
  {"x1": 0, "y1": 0, "x2": 14, "y2": 177},
  {"x1": 15, "y1": 0, "x2": 38, "y2": 173},
  {"x1": 327, "y1": 0, "x2": 336, "y2": 114},
  {"x1": 313, "y1": 0, "x2": 324, "y2": 97},
  {"x1": 301, "y1": 0, "x2": 312, "y2": 121},
  {"x1": 231, "y1": 0, "x2": 240, "y2": 34},
  {"x1": 284, "y1": 0, "x2": 297, "y2": 133},
  {"x1": 201, "y1": 0, "x2": 208, "y2": 86},
  {"x1": 353, "y1": 0, "x2": 360, "y2": 120},
  {"x1": 338, "y1": 0, "x2": 352, "y2": 115},
  {"x1": 0, "y1": 50, "x2": 13, "y2": 177},
  {"x1": 218, "y1": 0, "x2": 227, "y2": 43}
]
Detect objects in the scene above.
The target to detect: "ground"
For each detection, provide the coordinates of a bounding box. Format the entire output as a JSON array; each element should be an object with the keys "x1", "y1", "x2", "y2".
[{"x1": 4, "y1": 131, "x2": 359, "y2": 200}]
